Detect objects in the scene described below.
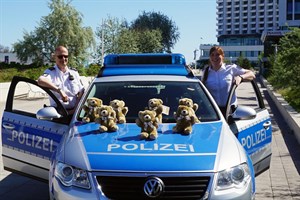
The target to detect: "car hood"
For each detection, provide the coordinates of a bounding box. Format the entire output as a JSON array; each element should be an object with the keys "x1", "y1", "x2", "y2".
[{"x1": 65, "y1": 122, "x2": 230, "y2": 172}]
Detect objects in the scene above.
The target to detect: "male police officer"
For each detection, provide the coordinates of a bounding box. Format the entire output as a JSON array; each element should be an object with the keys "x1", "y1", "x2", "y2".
[{"x1": 38, "y1": 45, "x2": 85, "y2": 114}]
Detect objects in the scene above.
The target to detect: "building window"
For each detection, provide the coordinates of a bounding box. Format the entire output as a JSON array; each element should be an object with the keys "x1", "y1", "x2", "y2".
[
  {"x1": 296, "y1": 0, "x2": 300, "y2": 19},
  {"x1": 4, "y1": 56, "x2": 9, "y2": 64},
  {"x1": 287, "y1": 0, "x2": 293, "y2": 20}
]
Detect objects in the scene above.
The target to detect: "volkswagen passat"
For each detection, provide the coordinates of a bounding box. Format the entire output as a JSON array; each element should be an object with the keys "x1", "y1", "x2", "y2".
[{"x1": 1, "y1": 53, "x2": 272, "y2": 199}]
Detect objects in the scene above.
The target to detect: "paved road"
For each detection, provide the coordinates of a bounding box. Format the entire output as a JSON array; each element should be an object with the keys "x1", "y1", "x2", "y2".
[{"x1": 0, "y1": 79, "x2": 300, "y2": 199}]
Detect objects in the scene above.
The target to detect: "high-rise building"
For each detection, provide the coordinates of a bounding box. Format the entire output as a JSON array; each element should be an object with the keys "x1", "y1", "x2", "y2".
[{"x1": 200, "y1": 0, "x2": 300, "y2": 64}]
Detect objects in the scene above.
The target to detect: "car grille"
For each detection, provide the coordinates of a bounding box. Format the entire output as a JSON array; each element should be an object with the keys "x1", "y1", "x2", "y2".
[{"x1": 96, "y1": 175, "x2": 211, "y2": 199}]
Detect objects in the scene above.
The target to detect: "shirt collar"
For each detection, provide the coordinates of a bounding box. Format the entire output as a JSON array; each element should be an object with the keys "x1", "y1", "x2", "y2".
[
  {"x1": 209, "y1": 63, "x2": 226, "y2": 72},
  {"x1": 55, "y1": 65, "x2": 69, "y2": 74}
]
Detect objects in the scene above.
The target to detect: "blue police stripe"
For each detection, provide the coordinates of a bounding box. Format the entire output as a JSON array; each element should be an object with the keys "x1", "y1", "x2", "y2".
[
  {"x1": 101, "y1": 64, "x2": 189, "y2": 77},
  {"x1": 2, "y1": 119, "x2": 62, "y2": 159},
  {"x1": 237, "y1": 118, "x2": 272, "y2": 155},
  {"x1": 78, "y1": 122, "x2": 223, "y2": 171},
  {"x1": 88, "y1": 153, "x2": 216, "y2": 171}
]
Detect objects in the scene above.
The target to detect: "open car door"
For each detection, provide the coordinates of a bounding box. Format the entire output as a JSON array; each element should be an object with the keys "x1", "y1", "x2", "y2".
[
  {"x1": 1, "y1": 76, "x2": 70, "y2": 181},
  {"x1": 226, "y1": 80, "x2": 272, "y2": 176}
]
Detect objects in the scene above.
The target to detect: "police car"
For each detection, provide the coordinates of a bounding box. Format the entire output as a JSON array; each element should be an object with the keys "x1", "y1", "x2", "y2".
[{"x1": 1, "y1": 53, "x2": 272, "y2": 199}]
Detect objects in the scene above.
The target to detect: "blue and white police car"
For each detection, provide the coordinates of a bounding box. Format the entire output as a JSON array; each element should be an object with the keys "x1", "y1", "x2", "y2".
[{"x1": 1, "y1": 53, "x2": 272, "y2": 199}]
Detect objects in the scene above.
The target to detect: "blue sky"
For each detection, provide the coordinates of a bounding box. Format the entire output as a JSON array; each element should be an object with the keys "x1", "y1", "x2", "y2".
[{"x1": 0, "y1": 0, "x2": 217, "y2": 63}]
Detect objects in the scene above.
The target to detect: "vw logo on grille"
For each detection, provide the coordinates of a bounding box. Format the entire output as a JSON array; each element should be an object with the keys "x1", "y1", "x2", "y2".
[{"x1": 144, "y1": 177, "x2": 164, "y2": 198}]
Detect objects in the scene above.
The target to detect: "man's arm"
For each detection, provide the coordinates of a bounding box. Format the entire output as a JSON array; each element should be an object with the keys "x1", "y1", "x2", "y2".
[{"x1": 37, "y1": 76, "x2": 68, "y2": 102}]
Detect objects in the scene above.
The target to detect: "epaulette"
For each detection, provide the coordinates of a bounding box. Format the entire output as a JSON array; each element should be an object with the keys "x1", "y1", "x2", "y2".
[{"x1": 48, "y1": 66, "x2": 55, "y2": 71}]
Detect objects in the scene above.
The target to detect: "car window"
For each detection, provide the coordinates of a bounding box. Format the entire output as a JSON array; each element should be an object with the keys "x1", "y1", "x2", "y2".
[
  {"x1": 12, "y1": 81, "x2": 49, "y2": 117},
  {"x1": 236, "y1": 81, "x2": 260, "y2": 110},
  {"x1": 79, "y1": 80, "x2": 218, "y2": 122}
]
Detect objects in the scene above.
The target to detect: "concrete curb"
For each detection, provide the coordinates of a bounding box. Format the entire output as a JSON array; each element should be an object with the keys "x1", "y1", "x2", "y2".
[{"x1": 259, "y1": 75, "x2": 300, "y2": 144}]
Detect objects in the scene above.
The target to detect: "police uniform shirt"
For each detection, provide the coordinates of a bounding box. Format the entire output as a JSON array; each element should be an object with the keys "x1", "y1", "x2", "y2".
[
  {"x1": 42, "y1": 65, "x2": 84, "y2": 109},
  {"x1": 205, "y1": 63, "x2": 245, "y2": 107}
]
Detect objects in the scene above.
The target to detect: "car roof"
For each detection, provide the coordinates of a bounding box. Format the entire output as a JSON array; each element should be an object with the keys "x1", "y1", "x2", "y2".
[
  {"x1": 98, "y1": 53, "x2": 194, "y2": 78},
  {"x1": 93, "y1": 75, "x2": 200, "y2": 83}
]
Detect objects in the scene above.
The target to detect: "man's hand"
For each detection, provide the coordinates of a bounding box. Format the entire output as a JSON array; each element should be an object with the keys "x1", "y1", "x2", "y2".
[{"x1": 57, "y1": 88, "x2": 69, "y2": 102}]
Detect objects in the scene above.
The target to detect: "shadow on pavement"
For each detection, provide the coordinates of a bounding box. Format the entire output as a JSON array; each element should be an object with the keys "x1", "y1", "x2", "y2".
[{"x1": 0, "y1": 171, "x2": 48, "y2": 200}]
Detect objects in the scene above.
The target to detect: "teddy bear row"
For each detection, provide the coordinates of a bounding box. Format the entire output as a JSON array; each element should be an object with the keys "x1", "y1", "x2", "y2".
[{"x1": 82, "y1": 97, "x2": 200, "y2": 140}]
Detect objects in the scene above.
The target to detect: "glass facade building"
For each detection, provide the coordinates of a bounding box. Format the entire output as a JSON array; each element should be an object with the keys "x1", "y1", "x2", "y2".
[{"x1": 199, "y1": 0, "x2": 300, "y2": 63}]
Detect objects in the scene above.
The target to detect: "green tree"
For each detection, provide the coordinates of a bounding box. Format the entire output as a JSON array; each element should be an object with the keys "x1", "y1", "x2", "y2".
[
  {"x1": 115, "y1": 29, "x2": 139, "y2": 54},
  {"x1": 236, "y1": 55, "x2": 252, "y2": 69},
  {"x1": 135, "y1": 29, "x2": 163, "y2": 53},
  {"x1": 96, "y1": 16, "x2": 163, "y2": 57},
  {"x1": 269, "y1": 27, "x2": 300, "y2": 109},
  {"x1": 13, "y1": 0, "x2": 95, "y2": 68},
  {"x1": 0, "y1": 45, "x2": 10, "y2": 53},
  {"x1": 115, "y1": 29, "x2": 163, "y2": 54},
  {"x1": 131, "y1": 11, "x2": 180, "y2": 53},
  {"x1": 95, "y1": 16, "x2": 128, "y2": 63}
]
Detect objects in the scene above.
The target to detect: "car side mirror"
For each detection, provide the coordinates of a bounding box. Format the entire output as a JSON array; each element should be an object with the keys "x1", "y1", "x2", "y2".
[
  {"x1": 36, "y1": 107, "x2": 62, "y2": 120},
  {"x1": 230, "y1": 106, "x2": 256, "y2": 121}
]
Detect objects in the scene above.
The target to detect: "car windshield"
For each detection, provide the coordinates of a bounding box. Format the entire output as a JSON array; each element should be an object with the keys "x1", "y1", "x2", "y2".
[{"x1": 78, "y1": 80, "x2": 219, "y2": 123}]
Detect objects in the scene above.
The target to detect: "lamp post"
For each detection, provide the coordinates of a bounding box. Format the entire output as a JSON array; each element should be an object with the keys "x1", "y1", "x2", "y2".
[
  {"x1": 199, "y1": 37, "x2": 203, "y2": 60},
  {"x1": 193, "y1": 49, "x2": 198, "y2": 70}
]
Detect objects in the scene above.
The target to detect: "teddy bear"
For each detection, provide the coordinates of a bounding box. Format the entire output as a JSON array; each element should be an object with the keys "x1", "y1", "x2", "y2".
[
  {"x1": 96, "y1": 105, "x2": 118, "y2": 133},
  {"x1": 178, "y1": 98, "x2": 199, "y2": 112},
  {"x1": 82, "y1": 97, "x2": 103, "y2": 123},
  {"x1": 145, "y1": 98, "x2": 164, "y2": 123},
  {"x1": 109, "y1": 99, "x2": 128, "y2": 124},
  {"x1": 172, "y1": 105, "x2": 200, "y2": 135},
  {"x1": 136, "y1": 110, "x2": 159, "y2": 140}
]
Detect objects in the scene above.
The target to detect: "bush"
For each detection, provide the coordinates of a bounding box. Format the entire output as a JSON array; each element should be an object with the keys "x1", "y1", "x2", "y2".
[
  {"x1": 85, "y1": 64, "x2": 101, "y2": 76},
  {"x1": 0, "y1": 63, "x2": 101, "y2": 83}
]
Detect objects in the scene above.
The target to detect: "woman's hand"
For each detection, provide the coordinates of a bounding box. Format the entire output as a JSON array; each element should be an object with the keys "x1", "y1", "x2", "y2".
[{"x1": 234, "y1": 75, "x2": 243, "y2": 85}]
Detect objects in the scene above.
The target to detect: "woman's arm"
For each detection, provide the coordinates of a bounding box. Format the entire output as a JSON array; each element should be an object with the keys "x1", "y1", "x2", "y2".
[{"x1": 234, "y1": 69, "x2": 255, "y2": 85}]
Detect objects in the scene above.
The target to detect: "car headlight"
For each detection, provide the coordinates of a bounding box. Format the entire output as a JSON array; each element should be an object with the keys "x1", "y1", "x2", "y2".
[
  {"x1": 54, "y1": 162, "x2": 91, "y2": 189},
  {"x1": 216, "y1": 163, "x2": 250, "y2": 190}
]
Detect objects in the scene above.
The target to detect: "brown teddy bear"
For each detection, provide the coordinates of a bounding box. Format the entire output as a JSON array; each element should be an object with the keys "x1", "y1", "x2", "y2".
[
  {"x1": 136, "y1": 110, "x2": 159, "y2": 140},
  {"x1": 82, "y1": 97, "x2": 103, "y2": 123},
  {"x1": 173, "y1": 105, "x2": 200, "y2": 135},
  {"x1": 146, "y1": 98, "x2": 163, "y2": 123},
  {"x1": 96, "y1": 105, "x2": 118, "y2": 133},
  {"x1": 178, "y1": 98, "x2": 199, "y2": 112},
  {"x1": 109, "y1": 99, "x2": 128, "y2": 124}
]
